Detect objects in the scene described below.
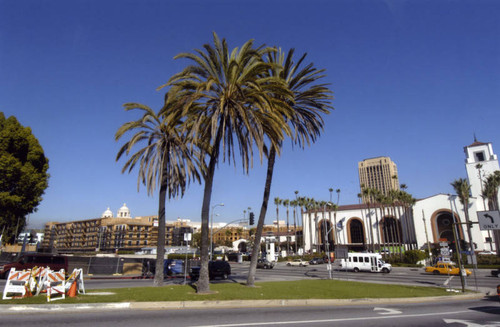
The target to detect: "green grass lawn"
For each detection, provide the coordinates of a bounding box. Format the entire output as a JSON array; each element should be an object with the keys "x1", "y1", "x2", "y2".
[{"x1": 1, "y1": 279, "x2": 461, "y2": 305}]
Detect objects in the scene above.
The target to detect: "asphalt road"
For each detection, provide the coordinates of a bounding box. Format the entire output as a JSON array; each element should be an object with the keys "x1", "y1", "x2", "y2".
[{"x1": 1, "y1": 298, "x2": 499, "y2": 326}]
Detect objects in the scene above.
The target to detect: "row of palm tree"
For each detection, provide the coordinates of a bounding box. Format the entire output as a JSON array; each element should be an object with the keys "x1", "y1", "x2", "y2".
[
  {"x1": 115, "y1": 33, "x2": 333, "y2": 292},
  {"x1": 358, "y1": 185, "x2": 417, "y2": 255},
  {"x1": 274, "y1": 196, "x2": 340, "y2": 254}
]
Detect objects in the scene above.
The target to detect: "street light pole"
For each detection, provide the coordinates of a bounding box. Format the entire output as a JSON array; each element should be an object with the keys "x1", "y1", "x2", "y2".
[
  {"x1": 449, "y1": 195, "x2": 466, "y2": 292},
  {"x1": 210, "y1": 203, "x2": 224, "y2": 261}
]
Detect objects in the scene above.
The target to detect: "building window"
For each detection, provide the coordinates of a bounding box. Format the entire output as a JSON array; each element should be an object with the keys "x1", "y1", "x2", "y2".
[{"x1": 475, "y1": 151, "x2": 485, "y2": 162}]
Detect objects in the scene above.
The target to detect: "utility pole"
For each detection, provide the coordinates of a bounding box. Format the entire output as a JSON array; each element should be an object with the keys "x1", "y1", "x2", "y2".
[{"x1": 449, "y1": 196, "x2": 466, "y2": 292}]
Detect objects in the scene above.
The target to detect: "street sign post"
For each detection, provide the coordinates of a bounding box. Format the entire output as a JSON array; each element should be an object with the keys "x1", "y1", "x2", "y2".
[
  {"x1": 476, "y1": 211, "x2": 500, "y2": 230},
  {"x1": 334, "y1": 245, "x2": 348, "y2": 259}
]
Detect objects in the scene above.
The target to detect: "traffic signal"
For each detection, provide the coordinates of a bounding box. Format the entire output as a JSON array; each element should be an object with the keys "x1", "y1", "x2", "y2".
[{"x1": 249, "y1": 212, "x2": 255, "y2": 225}]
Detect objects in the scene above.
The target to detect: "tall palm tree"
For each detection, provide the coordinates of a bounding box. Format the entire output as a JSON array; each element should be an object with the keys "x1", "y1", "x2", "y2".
[
  {"x1": 482, "y1": 171, "x2": 500, "y2": 211},
  {"x1": 451, "y1": 178, "x2": 474, "y2": 255},
  {"x1": 283, "y1": 199, "x2": 290, "y2": 255},
  {"x1": 165, "y1": 33, "x2": 290, "y2": 293},
  {"x1": 298, "y1": 196, "x2": 307, "y2": 251},
  {"x1": 373, "y1": 189, "x2": 386, "y2": 252},
  {"x1": 274, "y1": 197, "x2": 282, "y2": 255},
  {"x1": 482, "y1": 171, "x2": 500, "y2": 253},
  {"x1": 115, "y1": 100, "x2": 201, "y2": 287},
  {"x1": 294, "y1": 190, "x2": 300, "y2": 252},
  {"x1": 247, "y1": 48, "x2": 333, "y2": 286},
  {"x1": 361, "y1": 186, "x2": 374, "y2": 252},
  {"x1": 325, "y1": 201, "x2": 337, "y2": 249},
  {"x1": 289, "y1": 199, "x2": 298, "y2": 253}
]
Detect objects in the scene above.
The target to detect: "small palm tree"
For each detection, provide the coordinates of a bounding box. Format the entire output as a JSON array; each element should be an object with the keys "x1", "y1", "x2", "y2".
[
  {"x1": 451, "y1": 178, "x2": 474, "y2": 254},
  {"x1": 115, "y1": 100, "x2": 201, "y2": 287}
]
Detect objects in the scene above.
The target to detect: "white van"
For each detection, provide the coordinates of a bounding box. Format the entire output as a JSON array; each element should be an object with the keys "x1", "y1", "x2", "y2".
[{"x1": 340, "y1": 253, "x2": 391, "y2": 273}]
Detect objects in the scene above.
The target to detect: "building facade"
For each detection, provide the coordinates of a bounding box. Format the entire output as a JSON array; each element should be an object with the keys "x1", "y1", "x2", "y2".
[
  {"x1": 41, "y1": 204, "x2": 197, "y2": 253},
  {"x1": 358, "y1": 156, "x2": 400, "y2": 203},
  {"x1": 304, "y1": 141, "x2": 499, "y2": 255}
]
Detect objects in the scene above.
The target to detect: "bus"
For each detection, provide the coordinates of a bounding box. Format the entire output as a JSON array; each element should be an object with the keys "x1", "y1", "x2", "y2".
[{"x1": 339, "y1": 253, "x2": 392, "y2": 273}]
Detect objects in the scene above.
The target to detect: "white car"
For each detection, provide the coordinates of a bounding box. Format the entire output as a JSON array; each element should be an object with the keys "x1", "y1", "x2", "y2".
[{"x1": 287, "y1": 259, "x2": 309, "y2": 267}]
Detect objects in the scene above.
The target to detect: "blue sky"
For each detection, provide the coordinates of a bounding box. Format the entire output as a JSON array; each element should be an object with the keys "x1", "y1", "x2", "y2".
[{"x1": 1, "y1": 0, "x2": 499, "y2": 229}]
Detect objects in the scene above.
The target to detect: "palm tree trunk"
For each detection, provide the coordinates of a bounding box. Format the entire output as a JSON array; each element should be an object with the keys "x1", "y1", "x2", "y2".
[
  {"x1": 276, "y1": 206, "x2": 280, "y2": 257},
  {"x1": 374, "y1": 206, "x2": 381, "y2": 249},
  {"x1": 293, "y1": 206, "x2": 298, "y2": 254},
  {"x1": 366, "y1": 204, "x2": 374, "y2": 252},
  {"x1": 247, "y1": 146, "x2": 276, "y2": 287},
  {"x1": 286, "y1": 206, "x2": 290, "y2": 256},
  {"x1": 308, "y1": 209, "x2": 313, "y2": 253},
  {"x1": 301, "y1": 206, "x2": 305, "y2": 252},
  {"x1": 198, "y1": 125, "x2": 223, "y2": 293},
  {"x1": 154, "y1": 156, "x2": 168, "y2": 287}
]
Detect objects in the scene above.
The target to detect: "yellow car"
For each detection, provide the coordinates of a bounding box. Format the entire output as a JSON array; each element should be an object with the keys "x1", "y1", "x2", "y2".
[{"x1": 425, "y1": 262, "x2": 471, "y2": 276}]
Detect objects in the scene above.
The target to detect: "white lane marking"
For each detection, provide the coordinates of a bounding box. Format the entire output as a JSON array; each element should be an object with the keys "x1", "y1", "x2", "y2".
[
  {"x1": 443, "y1": 276, "x2": 455, "y2": 286},
  {"x1": 373, "y1": 307, "x2": 402, "y2": 315},
  {"x1": 443, "y1": 318, "x2": 500, "y2": 326},
  {"x1": 191, "y1": 309, "x2": 469, "y2": 327}
]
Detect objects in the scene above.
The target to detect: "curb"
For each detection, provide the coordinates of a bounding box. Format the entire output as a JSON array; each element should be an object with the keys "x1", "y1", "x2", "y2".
[
  {"x1": 129, "y1": 293, "x2": 486, "y2": 310},
  {"x1": 0, "y1": 292, "x2": 487, "y2": 314}
]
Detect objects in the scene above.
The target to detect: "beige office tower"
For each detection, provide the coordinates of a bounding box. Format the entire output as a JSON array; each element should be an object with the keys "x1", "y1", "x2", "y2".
[{"x1": 358, "y1": 156, "x2": 400, "y2": 203}]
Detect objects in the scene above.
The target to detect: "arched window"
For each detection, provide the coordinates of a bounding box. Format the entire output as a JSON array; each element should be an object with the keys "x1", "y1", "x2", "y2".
[
  {"x1": 433, "y1": 211, "x2": 464, "y2": 243},
  {"x1": 381, "y1": 217, "x2": 401, "y2": 243}
]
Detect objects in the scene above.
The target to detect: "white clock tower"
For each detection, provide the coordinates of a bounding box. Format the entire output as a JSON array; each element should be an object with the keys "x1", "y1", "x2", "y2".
[{"x1": 464, "y1": 138, "x2": 500, "y2": 210}]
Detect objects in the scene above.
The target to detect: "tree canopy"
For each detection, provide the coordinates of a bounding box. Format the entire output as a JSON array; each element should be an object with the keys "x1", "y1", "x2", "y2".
[{"x1": 0, "y1": 113, "x2": 49, "y2": 243}]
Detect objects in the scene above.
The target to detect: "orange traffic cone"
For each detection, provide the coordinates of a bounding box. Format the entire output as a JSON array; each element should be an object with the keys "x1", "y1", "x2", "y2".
[{"x1": 68, "y1": 281, "x2": 77, "y2": 297}]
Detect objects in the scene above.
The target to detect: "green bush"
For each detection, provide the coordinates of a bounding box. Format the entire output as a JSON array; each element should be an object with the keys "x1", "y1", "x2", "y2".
[{"x1": 403, "y1": 250, "x2": 428, "y2": 264}]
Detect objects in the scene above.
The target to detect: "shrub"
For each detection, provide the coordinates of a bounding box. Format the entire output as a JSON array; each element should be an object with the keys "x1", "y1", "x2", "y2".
[{"x1": 403, "y1": 250, "x2": 428, "y2": 264}]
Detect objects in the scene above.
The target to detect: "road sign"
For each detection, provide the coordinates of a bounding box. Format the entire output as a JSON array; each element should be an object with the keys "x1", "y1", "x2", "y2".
[
  {"x1": 440, "y1": 248, "x2": 450, "y2": 256},
  {"x1": 477, "y1": 211, "x2": 500, "y2": 230},
  {"x1": 334, "y1": 245, "x2": 348, "y2": 259}
]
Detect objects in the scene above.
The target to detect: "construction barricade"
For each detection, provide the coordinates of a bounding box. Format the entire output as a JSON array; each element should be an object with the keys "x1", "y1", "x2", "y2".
[
  {"x1": 45, "y1": 269, "x2": 66, "y2": 302},
  {"x1": 30, "y1": 266, "x2": 50, "y2": 295},
  {"x1": 66, "y1": 268, "x2": 85, "y2": 297},
  {"x1": 2, "y1": 268, "x2": 32, "y2": 299},
  {"x1": 2, "y1": 267, "x2": 86, "y2": 301}
]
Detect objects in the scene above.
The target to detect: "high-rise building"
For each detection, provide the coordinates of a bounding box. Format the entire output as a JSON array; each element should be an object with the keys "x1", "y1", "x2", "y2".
[{"x1": 358, "y1": 156, "x2": 399, "y2": 203}]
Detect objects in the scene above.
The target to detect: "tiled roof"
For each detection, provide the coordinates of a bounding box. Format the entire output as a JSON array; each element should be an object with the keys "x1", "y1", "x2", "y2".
[{"x1": 466, "y1": 140, "x2": 489, "y2": 148}]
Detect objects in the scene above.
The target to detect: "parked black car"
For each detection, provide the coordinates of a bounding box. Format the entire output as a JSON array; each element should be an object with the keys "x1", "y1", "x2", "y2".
[
  {"x1": 491, "y1": 268, "x2": 500, "y2": 277},
  {"x1": 309, "y1": 257, "x2": 324, "y2": 265},
  {"x1": 257, "y1": 259, "x2": 275, "y2": 269},
  {"x1": 189, "y1": 261, "x2": 231, "y2": 281}
]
